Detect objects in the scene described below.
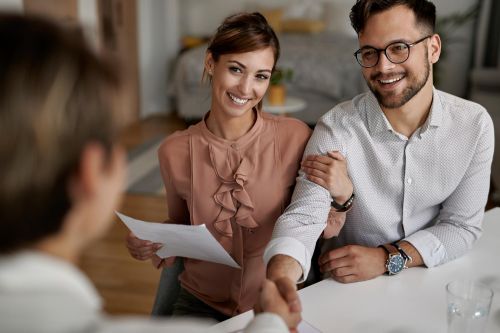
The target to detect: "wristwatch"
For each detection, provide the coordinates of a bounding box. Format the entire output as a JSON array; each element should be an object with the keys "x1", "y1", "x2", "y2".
[
  {"x1": 379, "y1": 244, "x2": 408, "y2": 275},
  {"x1": 331, "y1": 192, "x2": 355, "y2": 212}
]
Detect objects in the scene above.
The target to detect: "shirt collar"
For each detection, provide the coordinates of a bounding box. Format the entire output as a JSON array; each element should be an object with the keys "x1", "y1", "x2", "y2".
[
  {"x1": 419, "y1": 88, "x2": 443, "y2": 136},
  {"x1": 199, "y1": 108, "x2": 263, "y2": 150},
  {"x1": 366, "y1": 87, "x2": 443, "y2": 138},
  {"x1": 365, "y1": 91, "x2": 393, "y2": 136}
]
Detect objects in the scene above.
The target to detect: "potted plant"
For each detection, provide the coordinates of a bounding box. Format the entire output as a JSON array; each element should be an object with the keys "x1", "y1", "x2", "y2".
[{"x1": 268, "y1": 67, "x2": 293, "y2": 105}]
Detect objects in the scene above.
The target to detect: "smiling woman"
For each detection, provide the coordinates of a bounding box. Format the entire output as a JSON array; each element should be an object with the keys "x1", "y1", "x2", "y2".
[
  {"x1": 204, "y1": 47, "x2": 274, "y2": 140},
  {"x1": 124, "y1": 12, "x2": 339, "y2": 323}
]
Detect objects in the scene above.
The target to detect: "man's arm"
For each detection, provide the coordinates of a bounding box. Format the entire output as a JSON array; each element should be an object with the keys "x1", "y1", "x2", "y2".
[
  {"x1": 317, "y1": 241, "x2": 424, "y2": 283},
  {"x1": 266, "y1": 254, "x2": 303, "y2": 282},
  {"x1": 264, "y1": 113, "x2": 349, "y2": 282},
  {"x1": 404, "y1": 110, "x2": 495, "y2": 267}
]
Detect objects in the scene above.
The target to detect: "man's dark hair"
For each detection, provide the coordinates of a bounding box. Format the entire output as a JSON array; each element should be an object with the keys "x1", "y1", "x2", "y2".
[{"x1": 350, "y1": 0, "x2": 436, "y2": 34}]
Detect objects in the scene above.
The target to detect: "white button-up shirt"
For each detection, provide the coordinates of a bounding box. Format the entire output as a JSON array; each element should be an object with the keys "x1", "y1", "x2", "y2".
[{"x1": 264, "y1": 89, "x2": 495, "y2": 280}]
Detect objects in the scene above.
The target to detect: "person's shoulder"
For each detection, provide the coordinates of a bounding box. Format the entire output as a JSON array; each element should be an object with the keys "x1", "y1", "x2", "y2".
[
  {"x1": 320, "y1": 93, "x2": 365, "y2": 122},
  {"x1": 437, "y1": 90, "x2": 488, "y2": 116},
  {"x1": 316, "y1": 93, "x2": 366, "y2": 130},
  {"x1": 437, "y1": 90, "x2": 492, "y2": 127},
  {"x1": 158, "y1": 121, "x2": 202, "y2": 162}
]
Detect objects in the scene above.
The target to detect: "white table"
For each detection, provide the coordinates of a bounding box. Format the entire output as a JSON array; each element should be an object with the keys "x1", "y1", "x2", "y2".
[
  {"x1": 263, "y1": 96, "x2": 306, "y2": 115},
  {"x1": 214, "y1": 208, "x2": 500, "y2": 332}
]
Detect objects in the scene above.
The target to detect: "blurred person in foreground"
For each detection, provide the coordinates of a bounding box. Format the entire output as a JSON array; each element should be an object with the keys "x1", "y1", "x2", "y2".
[{"x1": 0, "y1": 13, "x2": 298, "y2": 333}]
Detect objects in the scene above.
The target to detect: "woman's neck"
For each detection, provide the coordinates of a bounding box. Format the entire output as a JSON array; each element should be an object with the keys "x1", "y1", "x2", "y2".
[{"x1": 205, "y1": 109, "x2": 257, "y2": 141}]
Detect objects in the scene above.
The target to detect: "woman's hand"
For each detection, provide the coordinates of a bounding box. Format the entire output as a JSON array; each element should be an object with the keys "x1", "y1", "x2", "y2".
[
  {"x1": 125, "y1": 231, "x2": 162, "y2": 260},
  {"x1": 125, "y1": 232, "x2": 176, "y2": 269},
  {"x1": 301, "y1": 151, "x2": 353, "y2": 204}
]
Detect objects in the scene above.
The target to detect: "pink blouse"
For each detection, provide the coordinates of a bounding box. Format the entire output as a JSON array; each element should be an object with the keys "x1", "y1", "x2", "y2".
[{"x1": 158, "y1": 110, "x2": 311, "y2": 315}]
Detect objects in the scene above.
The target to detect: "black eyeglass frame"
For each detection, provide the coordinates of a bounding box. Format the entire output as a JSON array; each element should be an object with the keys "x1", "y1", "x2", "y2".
[{"x1": 353, "y1": 35, "x2": 432, "y2": 68}]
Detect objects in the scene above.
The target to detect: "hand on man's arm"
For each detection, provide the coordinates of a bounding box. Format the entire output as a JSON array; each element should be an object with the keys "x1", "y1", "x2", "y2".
[{"x1": 301, "y1": 151, "x2": 353, "y2": 205}]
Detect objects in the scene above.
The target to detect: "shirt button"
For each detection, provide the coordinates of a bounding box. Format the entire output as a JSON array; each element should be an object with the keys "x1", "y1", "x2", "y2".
[
  {"x1": 231, "y1": 143, "x2": 238, "y2": 149},
  {"x1": 407, "y1": 177, "x2": 413, "y2": 184}
]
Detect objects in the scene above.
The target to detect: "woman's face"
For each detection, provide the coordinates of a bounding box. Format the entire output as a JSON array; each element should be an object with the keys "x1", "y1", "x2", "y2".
[{"x1": 206, "y1": 47, "x2": 275, "y2": 119}]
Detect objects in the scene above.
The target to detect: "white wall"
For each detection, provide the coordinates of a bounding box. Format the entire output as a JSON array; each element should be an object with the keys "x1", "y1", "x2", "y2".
[
  {"x1": 139, "y1": 0, "x2": 179, "y2": 117},
  {"x1": 0, "y1": 0, "x2": 23, "y2": 11},
  {"x1": 78, "y1": 0, "x2": 99, "y2": 49},
  {"x1": 0, "y1": 0, "x2": 99, "y2": 48}
]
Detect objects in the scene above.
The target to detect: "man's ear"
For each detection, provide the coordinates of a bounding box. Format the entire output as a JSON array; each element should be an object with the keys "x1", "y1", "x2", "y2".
[
  {"x1": 429, "y1": 33, "x2": 441, "y2": 64},
  {"x1": 68, "y1": 143, "x2": 107, "y2": 202}
]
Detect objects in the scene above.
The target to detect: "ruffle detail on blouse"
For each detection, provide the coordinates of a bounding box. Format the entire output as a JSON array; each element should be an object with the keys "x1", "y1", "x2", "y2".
[{"x1": 209, "y1": 143, "x2": 259, "y2": 237}]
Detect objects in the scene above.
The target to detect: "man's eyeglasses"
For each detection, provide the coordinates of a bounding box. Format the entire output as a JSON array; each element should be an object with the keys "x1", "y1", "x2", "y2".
[{"x1": 354, "y1": 35, "x2": 432, "y2": 68}]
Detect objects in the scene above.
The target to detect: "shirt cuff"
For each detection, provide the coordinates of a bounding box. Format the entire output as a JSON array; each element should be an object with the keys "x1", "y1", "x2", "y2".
[
  {"x1": 245, "y1": 313, "x2": 288, "y2": 332},
  {"x1": 263, "y1": 237, "x2": 311, "y2": 283},
  {"x1": 404, "y1": 229, "x2": 447, "y2": 267}
]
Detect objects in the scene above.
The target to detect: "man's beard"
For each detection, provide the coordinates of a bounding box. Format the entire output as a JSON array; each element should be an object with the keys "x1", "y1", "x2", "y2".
[{"x1": 367, "y1": 57, "x2": 431, "y2": 109}]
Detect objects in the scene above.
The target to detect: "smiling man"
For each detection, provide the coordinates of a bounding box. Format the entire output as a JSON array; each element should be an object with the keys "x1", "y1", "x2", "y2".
[{"x1": 264, "y1": 0, "x2": 495, "y2": 293}]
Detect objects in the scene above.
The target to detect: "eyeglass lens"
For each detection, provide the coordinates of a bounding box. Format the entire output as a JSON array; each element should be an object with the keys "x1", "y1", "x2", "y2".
[{"x1": 357, "y1": 42, "x2": 410, "y2": 67}]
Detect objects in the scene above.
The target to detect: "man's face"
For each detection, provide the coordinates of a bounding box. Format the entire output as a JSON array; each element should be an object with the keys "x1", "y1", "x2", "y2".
[{"x1": 358, "y1": 5, "x2": 438, "y2": 109}]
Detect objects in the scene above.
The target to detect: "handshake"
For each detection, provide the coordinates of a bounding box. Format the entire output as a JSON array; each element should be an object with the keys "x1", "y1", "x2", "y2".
[{"x1": 255, "y1": 277, "x2": 302, "y2": 332}]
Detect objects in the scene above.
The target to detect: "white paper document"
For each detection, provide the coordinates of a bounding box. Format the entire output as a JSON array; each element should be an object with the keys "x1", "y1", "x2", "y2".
[
  {"x1": 116, "y1": 212, "x2": 240, "y2": 268},
  {"x1": 298, "y1": 320, "x2": 322, "y2": 333}
]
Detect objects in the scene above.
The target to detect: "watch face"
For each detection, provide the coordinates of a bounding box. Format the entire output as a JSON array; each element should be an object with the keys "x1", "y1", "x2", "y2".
[{"x1": 387, "y1": 254, "x2": 405, "y2": 274}]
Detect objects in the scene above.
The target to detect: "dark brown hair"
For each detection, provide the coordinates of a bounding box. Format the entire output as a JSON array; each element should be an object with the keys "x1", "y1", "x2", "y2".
[
  {"x1": 350, "y1": 0, "x2": 436, "y2": 35},
  {"x1": 0, "y1": 14, "x2": 122, "y2": 253},
  {"x1": 204, "y1": 12, "x2": 280, "y2": 111}
]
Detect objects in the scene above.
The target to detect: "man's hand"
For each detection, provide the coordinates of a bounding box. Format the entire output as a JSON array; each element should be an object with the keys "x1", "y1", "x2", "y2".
[
  {"x1": 318, "y1": 245, "x2": 387, "y2": 283},
  {"x1": 125, "y1": 232, "x2": 175, "y2": 268},
  {"x1": 255, "y1": 279, "x2": 302, "y2": 332},
  {"x1": 273, "y1": 277, "x2": 302, "y2": 313},
  {"x1": 301, "y1": 151, "x2": 353, "y2": 204},
  {"x1": 266, "y1": 255, "x2": 303, "y2": 331}
]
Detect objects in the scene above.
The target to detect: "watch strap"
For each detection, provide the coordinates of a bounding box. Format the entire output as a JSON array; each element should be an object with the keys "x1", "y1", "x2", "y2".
[
  {"x1": 331, "y1": 192, "x2": 355, "y2": 212},
  {"x1": 391, "y1": 242, "x2": 413, "y2": 263},
  {"x1": 378, "y1": 244, "x2": 390, "y2": 254}
]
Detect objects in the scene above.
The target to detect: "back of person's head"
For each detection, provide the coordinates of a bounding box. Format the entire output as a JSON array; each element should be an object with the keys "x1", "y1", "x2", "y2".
[
  {"x1": 350, "y1": 0, "x2": 436, "y2": 35},
  {"x1": 205, "y1": 12, "x2": 280, "y2": 76},
  {"x1": 0, "y1": 14, "x2": 121, "y2": 254}
]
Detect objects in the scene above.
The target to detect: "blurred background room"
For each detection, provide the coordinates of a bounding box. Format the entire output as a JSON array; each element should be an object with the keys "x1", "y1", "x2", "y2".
[{"x1": 0, "y1": 0, "x2": 498, "y2": 316}]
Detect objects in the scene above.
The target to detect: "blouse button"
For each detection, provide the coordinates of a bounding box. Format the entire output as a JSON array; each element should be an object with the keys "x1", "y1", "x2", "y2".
[{"x1": 231, "y1": 143, "x2": 238, "y2": 149}]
